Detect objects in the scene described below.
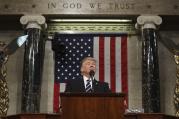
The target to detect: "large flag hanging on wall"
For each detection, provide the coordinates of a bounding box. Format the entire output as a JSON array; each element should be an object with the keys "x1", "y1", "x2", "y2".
[{"x1": 52, "y1": 33, "x2": 128, "y2": 112}]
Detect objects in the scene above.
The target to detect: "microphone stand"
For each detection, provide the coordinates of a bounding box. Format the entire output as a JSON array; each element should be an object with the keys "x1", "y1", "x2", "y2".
[{"x1": 89, "y1": 70, "x2": 95, "y2": 92}]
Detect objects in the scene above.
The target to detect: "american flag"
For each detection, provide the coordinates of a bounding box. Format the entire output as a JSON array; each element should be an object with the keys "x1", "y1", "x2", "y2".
[{"x1": 53, "y1": 33, "x2": 128, "y2": 112}]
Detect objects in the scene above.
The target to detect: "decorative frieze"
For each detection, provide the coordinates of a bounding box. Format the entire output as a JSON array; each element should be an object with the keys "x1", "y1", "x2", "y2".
[{"x1": 0, "y1": 0, "x2": 178, "y2": 15}]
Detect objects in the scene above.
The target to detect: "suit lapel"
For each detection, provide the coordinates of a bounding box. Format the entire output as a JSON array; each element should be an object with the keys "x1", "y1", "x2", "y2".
[
  {"x1": 93, "y1": 79, "x2": 99, "y2": 92},
  {"x1": 79, "y1": 76, "x2": 86, "y2": 92}
]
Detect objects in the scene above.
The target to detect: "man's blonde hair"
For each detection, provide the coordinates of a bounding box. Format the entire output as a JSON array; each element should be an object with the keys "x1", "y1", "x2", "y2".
[{"x1": 80, "y1": 57, "x2": 96, "y2": 74}]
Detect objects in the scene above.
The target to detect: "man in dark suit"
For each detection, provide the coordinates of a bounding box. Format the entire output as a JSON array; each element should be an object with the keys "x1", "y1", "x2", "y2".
[{"x1": 65, "y1": 57, "x2": 111, "y2": 93}]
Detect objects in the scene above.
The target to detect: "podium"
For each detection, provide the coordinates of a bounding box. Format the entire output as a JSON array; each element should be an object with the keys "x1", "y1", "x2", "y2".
[{"x1": 60, "y1": 93, "x2": 125, "y2": 119}]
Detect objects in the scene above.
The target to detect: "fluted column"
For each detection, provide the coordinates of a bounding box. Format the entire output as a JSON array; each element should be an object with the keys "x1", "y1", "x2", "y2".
[
  {"x1": 136, "y1": 15, "x2": 162, "y2": 113},
  {"x1": 20, "y1": 15, "x2": 46, "y2": 113}
]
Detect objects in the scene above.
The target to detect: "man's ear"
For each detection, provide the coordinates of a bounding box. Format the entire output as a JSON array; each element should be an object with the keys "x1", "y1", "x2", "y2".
[{"x1": 80, "y1": 66, "x2": 84, "y2": 74}]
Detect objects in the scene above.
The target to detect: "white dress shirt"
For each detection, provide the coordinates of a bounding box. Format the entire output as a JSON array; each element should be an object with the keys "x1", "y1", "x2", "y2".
[{"x1": 83, "y1": 75, "x2": 93, "y2": 89}]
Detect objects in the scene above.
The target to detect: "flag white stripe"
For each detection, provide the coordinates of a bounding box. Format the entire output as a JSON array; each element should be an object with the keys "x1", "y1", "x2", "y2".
[
  {"x1": 115, "y1": 37, "x2": 122, "y2": 92},
  {"x1": 104, "y1": 37, "x2": 111, "y2": 87},
  {"x1": 93, "y1": 37, "x2": 99, "y2": 81},
  {"x1": 60, "y1": 83, "x2": 66, "y2": 92}
]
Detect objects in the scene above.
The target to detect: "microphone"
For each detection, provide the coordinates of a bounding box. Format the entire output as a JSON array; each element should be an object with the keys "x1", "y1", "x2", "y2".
[
  {"x1": 89, "y1": 70, "x2": 95, "y2": 78},
  {"x1": 89, "y1": 70, "x2": 95, "y2": 92}
]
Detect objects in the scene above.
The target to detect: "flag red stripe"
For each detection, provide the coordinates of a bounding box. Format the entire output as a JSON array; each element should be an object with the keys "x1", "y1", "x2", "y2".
[
  {"x1": 121, "y1": 35, "x2": 128, "y2": 104},
  {"x1": 110, "y1": 37, "x2": 116, "y2": 92},
  {"x1": 53, "y1": 83, "x2": 60, "y2": 112},
  {"x1": 99, "y1": 36, "x2": 104, "y2": 82}
]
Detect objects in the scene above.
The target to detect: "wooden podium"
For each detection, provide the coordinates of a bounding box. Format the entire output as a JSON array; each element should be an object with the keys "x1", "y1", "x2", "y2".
[{"x1": 60, "y1": 93, "x2": 125, "y2": 119}]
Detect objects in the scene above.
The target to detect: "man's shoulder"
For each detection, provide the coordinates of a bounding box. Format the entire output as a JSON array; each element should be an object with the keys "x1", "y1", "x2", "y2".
[
  {"x1": 66, "y1": 76, "x2": 83, "y2": 83},
  {"x1": 94, "y1": 80, "x2": 108, "y2": 86},
  {"x1": 94, "y1": 80, "x2": 111, "y2": 92}
]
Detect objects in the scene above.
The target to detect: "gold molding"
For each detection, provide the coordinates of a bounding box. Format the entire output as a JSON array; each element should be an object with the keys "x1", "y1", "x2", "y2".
[
  {"x1": 0, "y1": 41, "x2": 9, "y2": 117},
  {"x1": 174, "y1": 55, "x2": 179, "y2": 117},
  {"x1": 47, "y1": 22, "x2": 136, "y2": 36}
]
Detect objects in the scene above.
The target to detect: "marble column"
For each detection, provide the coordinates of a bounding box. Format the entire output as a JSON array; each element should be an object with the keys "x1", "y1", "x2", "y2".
[
  {"x1": 20, "y1": 15, "x2": 46, "y2": 113},
  {"x1": 136, "y1": 16, "x2": 162, "y2": 113}
]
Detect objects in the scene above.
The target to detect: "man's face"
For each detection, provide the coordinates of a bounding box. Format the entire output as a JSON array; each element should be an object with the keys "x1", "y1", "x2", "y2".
[{"x1": 81, "y1": 59, "x2": 96, "y2": 76}]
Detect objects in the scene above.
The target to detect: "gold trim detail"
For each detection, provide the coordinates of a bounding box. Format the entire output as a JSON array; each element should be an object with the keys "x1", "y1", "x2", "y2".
[
  {"x1": 47, "y1": 23, "x2": 136, "y2": 36},
  {"x1": 174, "y1": 55, "x2": 179, "y2": 117},
  {"x1": 0, "y1": 41, "x2": 9, "y2": 117}
]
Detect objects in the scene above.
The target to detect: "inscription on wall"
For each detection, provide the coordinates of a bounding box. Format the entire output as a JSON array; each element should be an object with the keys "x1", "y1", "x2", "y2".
[
  {"x1": 47, "y1": 2, "x2": 135, "y2": 10},
  {"x1": 0, "y1": 0, "x2": 178, "y2": 15}
]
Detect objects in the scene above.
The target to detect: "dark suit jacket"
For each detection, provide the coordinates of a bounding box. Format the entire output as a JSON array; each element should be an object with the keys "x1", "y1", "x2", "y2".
[{"x1": 65, "y1": 76, "x2": 111, "y2": 93}]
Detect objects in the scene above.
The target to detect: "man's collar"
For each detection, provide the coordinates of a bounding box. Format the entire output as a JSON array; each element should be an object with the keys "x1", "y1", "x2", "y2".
[{"x1": 83, "y1": 75, "x2": 89, "y2": 81}]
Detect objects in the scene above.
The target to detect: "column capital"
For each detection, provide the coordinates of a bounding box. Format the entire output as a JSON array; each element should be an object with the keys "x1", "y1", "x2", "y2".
[
  {"x1": 20, "y1": 15, "x2": 46, "y2": 29},
  {"x1": 135, "y1": 15, "x2": 162, "y2": 29}
]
